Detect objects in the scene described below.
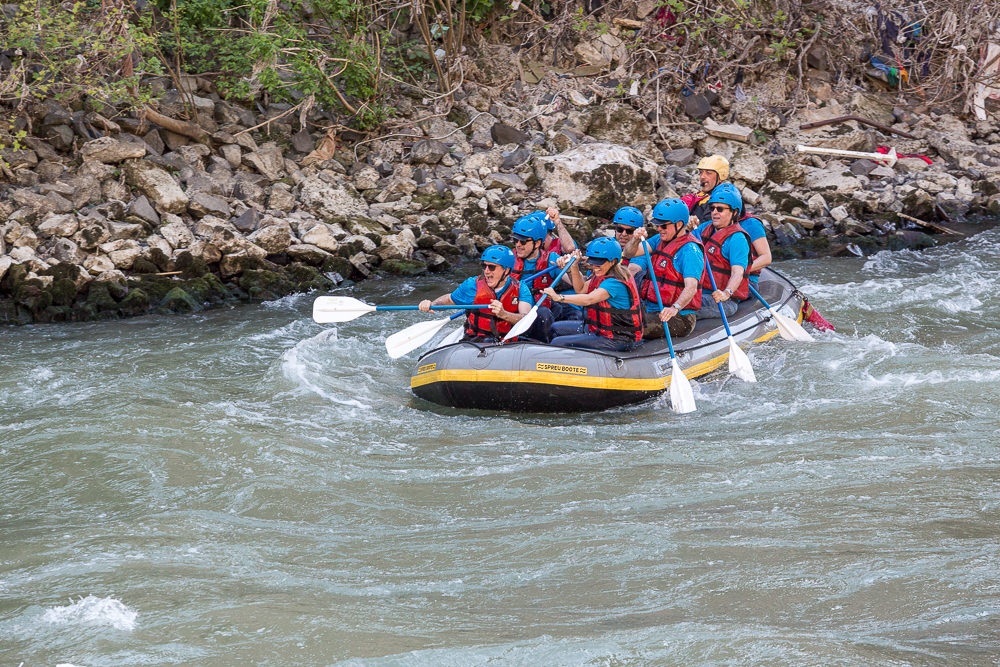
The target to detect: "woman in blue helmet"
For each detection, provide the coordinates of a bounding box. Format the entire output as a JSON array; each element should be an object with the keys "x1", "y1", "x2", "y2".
[
  {"x1": 691, "y1": 183, "x2": 751, "y2": 319},
  {"x1": 419, "y1": 245, "x2": 553, "y2": 342},
  {"x1": 623, "y1": 198, "x2": 705, "y2": 339},
  {"x1": 541, "y1": 237, "x2": 644, "y2": 351}
]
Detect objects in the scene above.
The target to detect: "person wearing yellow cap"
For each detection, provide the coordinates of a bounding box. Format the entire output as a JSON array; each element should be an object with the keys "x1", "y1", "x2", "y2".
[{"x1": 681, "y1": 154, "x2": 730, "y2": 223}]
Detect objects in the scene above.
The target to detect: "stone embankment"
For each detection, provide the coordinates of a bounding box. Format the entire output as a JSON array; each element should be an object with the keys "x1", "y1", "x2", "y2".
[{"x1": 2, "y1": 82, "x2": 999, "y2": 324}]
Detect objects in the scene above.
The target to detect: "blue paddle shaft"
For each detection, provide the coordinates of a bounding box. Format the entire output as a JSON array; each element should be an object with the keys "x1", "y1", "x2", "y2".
[
  {"x1": 703, "y1": 253, "x2": 734, "y2": 337},
  {"x1": 375, "y1": 304, "x2": 490, "y2": 312},
  {"x1": 642, "y1": 239, "x2": 678, "y2": 360},
  {"x1": 520, "y1": 263, "x2": 558, "y2": 284},
  {"x1": 747, "y1": 284, "x2": 771, "y2": 309}
]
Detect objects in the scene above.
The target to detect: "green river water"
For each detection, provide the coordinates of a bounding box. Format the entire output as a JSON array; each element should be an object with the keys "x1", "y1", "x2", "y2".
[{"x1": 2, "y1": 228, "x2": 999, "y2": 665}]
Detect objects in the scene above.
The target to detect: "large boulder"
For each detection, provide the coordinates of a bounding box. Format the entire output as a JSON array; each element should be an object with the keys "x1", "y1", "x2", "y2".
[
  {"x1": 123, "y1": 160, "x2": 189, "y2": 213},
  {"x1": 298, "y1": 175, "x2": 368, "y2": 221},
  {"x1": 533, "y1": 143, "x2": 659, "y2": 216},
  {"x1": 248, "y1": 222, "x2": 293, "y2": 254}
]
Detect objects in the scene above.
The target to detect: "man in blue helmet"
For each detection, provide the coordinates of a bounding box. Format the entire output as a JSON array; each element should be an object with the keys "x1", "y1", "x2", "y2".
[
  {"x1": 623, "y1": 198, "x2": 705, "y2": 339},
  {"x1": 606, "y1": 205, "x2": 645, "y2": 267},
  {"x1": 419, "y1": 245, "x2": 553, "y2": 342},
  {"x1": 510, "y1": 213, "x2": 579, "y2": 322},
  {"x1": 691, "y1": 183, "x2": 751, "y2": 319},
  {"x1": 541, "y1": 237, "x2": 644, "y2": 351}
]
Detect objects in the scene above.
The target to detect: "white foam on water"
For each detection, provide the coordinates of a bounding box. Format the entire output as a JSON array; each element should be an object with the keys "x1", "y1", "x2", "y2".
[
  {"x1": 280, "y1": 337, "x2": 371, "y2": 410},
  {"x1": 40, "y1": 595, "x2": 137, "y2": 631},
  {"x1": 861, "y1": 367, "x2": 1000, "y2": 388}
]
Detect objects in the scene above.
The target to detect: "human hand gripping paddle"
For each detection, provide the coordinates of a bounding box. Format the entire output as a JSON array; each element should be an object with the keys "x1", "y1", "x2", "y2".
[
  {"x1": 642, "y1": 239, "x2": 696, "y2": 413},
  {"x1": 703, "y1": 257, "x2": 757, "y2": 383},
  {"x1": 746, "y1": 284, "x2": 814, "y2": 342},
  {"x1": 501, "y1": 256, "x2": 578, "y2": 343},
  {"x1": 382, "y1": 264, "x2": 564, "y2": 358}
]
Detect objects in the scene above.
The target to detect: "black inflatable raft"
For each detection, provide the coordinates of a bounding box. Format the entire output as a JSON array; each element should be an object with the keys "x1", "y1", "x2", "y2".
[{"x1": 410, "y1": 268, "x2": 807, "y2": 412}]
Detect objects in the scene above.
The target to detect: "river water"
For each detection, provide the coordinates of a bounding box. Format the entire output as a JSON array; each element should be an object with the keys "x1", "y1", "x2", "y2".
[{"x1": 2, "y1": 227, "x2": 1000, "y2": 665}]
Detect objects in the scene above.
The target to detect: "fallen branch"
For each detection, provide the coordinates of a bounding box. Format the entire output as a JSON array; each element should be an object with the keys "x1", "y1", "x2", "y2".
[
  {"x1": 142, "y1": 106, "x2": 210, "y2": 145},
  {"x1": 897, "y1": 212, "x2": 964, "y2": 236},
  {"x1": 799, "y1": 115, "x2": 917, "y2": 139}
]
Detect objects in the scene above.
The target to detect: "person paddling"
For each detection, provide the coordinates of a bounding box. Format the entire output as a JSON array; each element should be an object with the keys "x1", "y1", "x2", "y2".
[
  {"x1": 609, "y1": 206, "x2": 645, "y2": 266},
  {"x1": 692, "y1": 183, "x2": 751, "y2": 320},
  {"x1": 681, "y1": 154, "x2": 730, "y2": 223},
  {"x1": 541, "y1": 238, "x2": 643, "y2": 352},
  {"x1": 510, "y1": 213, "x2": 578, "y2": 322},
  {"x1": 420, "y1": 245, "x2": 552, "y2": 342},
  {"x1": 624, "y1": 198, "x2": 704, "y2": 339}
]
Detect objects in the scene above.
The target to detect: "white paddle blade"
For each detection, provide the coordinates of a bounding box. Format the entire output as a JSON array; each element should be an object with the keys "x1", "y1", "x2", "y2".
[
  {"x1": 385, "y1": 317, "x2": 452, "y2": 359},
  {"x1": 770, "y1": 307, "x2": 814, "y2": 342},
  {"x1": 502, "y1": 306, "x2": 538, "y2": 342},
  {"x1": 727, "y1": 337, "x2": 757, "y2": 383},
  {"x1": 669, "y1": 358, "x2": 697, "y2": 413},
  {"x1": 439, "y1": 326, "x2": 464, "y2": 347},
  {"x1": 312, "y1": 296, "x2": 377, "y2": 323}
]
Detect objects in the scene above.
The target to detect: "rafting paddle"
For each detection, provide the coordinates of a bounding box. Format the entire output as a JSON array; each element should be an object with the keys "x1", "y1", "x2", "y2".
[
  {"x1": 703, "y1": 260, "x2": 757, "y2": 383},
  {"x1": 312, "y1": 296, "x2": 489, "y2": 324},
  {"x1": 641, "y1": 241, "x2": 696, "y2": 413},
  {"x1": 501, "y1": 256, "x2": 578, "y2": 343},
  {"x1": 747, "y1": 284, "x2": 814, "y2": 342},
  {"x1": 385, "y1": 312, "x2": 466, "y2": 358}
]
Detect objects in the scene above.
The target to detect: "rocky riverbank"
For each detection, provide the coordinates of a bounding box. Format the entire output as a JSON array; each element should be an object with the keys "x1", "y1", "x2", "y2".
[{"x1": 2, "y1": 78, "x2": 999, "y2": 324}]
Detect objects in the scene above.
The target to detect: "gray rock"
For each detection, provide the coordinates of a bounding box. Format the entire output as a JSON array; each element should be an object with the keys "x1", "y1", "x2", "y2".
[
  {"x1": 220, "y1": 144, "x2": 242, "y2": 169},
  {"x1": 243, "y1": 142, "x2": 285, "y2": 180},
  {"x1": 233, "y1": 176, "x2": 266, "y2": 207},
  {"x1": 291, "y1": 130, "x2": 314, "y2": 153},
  {"x1": 502, "y1": 148, "x2": 532, "y2": 170},
  {"x1": 285, "y1": 243, "x2": 332, "y2": 265},
  {"x1": 233, "y1": 208, "x2": 260, "y2": 233},
  {"x1": 376, "y1": 233, "x2": 414, "y2": 261},
  {"x1": 107, "y1": 221, "x2": 145, "y2": 241},
  {"x1": 490, "y1": 122, "x2": 529, "y2": 146},
  {"x1": 850, "y1": 159, "x2": 878, "y2": 176},
  {"x1": 267, "y1": 185, "x2": 296, "y2": 212},
  {"x1": 160, "y1": 221, "x2": 194, "y2": 249},
  {"x1": 249, "y1": 222, "x2": 293, "y2": 254},
  {"x1": 534, "y1": 142, "x2": 659, "y2": 216},
  {"x1": 128, "y1": 196, "x2": 160, "y2": 226},
  {"x1": 301, "y1": 223, "x2": 341, "y2": 253},
  {"x1": 298, "y1": 175, "x2": 368, "y2": 221},
  {"x1": 143, "y1": 128, "x2": 165, "y2": 155},
  {"x1": 123, "y1": 160, "x2": 189, "y2": 214},
  {"x1": 411, "y1": 139, "x2": 450, "y2": 165},
  {"x1": 188, "y1": 192, "x2": 231, "y2": 218},
  {"x1": 663, "y1": 148, "x2": 696, "y2": 166},
  {"x1": 50, "y1": 237, "x2": 85, "y2": 264},
  {"x1": 37, "y1": 213, "x2": 79, "y2": 238},
  {"x1": 683, "y1": 94, "x2": 712, "y2": 120},
  {"x1": 80, "y1": 137, "x2": 146, "y2": 163},
  {"x1": 484, "y1": 172, "x2": 527, "y2": 191}
]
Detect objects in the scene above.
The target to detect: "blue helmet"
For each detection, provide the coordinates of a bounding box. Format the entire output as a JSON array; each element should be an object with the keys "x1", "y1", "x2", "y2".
[
  {"x1": 707, "y1": 183, "x2": 743, "y2": 216},
  {"x1": 651, "y1": 198, "x2": 689, "y2": 225},
  {"x1": 512, "y1": 215, "x2": 547, "y2": 241},
  {"x1": 585, "y1": 237, "x2": 623, "y2": 263},
  {"x1": 530, "y1": 210, "x2": 554, "y2": 232},
  {"x1": 611, "y1": 206, "x2": 644, "y2": 229},
  {"x1": 480, "y1": 245, "x2": 515, "y2": 270}
]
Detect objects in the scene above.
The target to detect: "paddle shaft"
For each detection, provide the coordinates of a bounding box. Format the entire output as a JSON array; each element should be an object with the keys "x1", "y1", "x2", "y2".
[
  {"x1": 642, "y1": 239, "x2": 678, "y2": 360},
  {"x1": 379, "y1": 304, "x2": 490, "y2": 312},
  {"x1": 746, "y1": 283, "x2": 773, "y2": 310},
  {"x1": 703, "y1": 250, "x2": 735, "y2": 337}
]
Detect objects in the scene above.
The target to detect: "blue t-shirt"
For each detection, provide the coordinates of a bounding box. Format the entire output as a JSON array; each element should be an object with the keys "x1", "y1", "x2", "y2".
[
  {"x1": 738, "y1": 217, "x2": 766, "y2": 285},
  {"x1": 451, "y1": 275, "x2": 533, "y2": 307},
  {"x1": 694, "y1": 221, "x2": 750, "y2": 294},
  {"x1": 625, "y1": 239, "x2": 655, "y2": 276},
  {"x1": 639, "y1": 237, "x2": 704, "y2": 315},
  {"x1": 588, "y1": 276, "x2": 632, "y2": 309}
]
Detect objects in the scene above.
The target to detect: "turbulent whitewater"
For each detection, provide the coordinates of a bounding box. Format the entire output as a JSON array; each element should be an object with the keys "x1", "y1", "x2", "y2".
[{"x1": 2, "y1": 229, "x2": 999, "y2": 664}]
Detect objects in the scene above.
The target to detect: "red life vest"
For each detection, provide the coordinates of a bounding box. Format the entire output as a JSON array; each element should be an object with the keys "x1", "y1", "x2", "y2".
[
  {"x1": 544, "y1": 235, "x2": 562, "y2": 256},
  {"x1": 464, "y1": 277, "x2": 519, "y2": 338},
  {"x1": 639, "y1": 234, "x2": 703, "y2": 311},
  {"x1": 583, "y1": 274, "x2": 644, "y2": 342},
  {"x1": 700, "y1": 223, "x2": 751, "y2": 300},
  {"x1": 682, "y1": 191, "x2": 712, "y2": 222},
  {"x1": 512, "y1": 253, "x2": 554, "y2": 307}
]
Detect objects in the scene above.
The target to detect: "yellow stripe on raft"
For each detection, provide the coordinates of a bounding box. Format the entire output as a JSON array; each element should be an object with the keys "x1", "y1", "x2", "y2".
[{"x1": 411, "y1": 311, "x2": 796, "y2": 392}]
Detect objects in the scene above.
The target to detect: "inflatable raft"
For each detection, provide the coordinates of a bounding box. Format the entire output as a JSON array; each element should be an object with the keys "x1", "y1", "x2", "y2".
[{"x1": 410, "y1": 268, "x2": 808, "y2": 412}]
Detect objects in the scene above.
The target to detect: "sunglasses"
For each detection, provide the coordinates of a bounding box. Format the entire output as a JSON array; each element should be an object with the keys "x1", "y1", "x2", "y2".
[
  {"x1": 655, "y1": 221, "x2": 677, "y2": 229},
  {"x1": 511, "y1": 237, "x2": 532, "y2": 245},
  {"x1": 613, "y1": 226, "x2": 635, "y2": 235},
  {"x1": 709, "y1": 205, "x2": 731, "y2": 213},
  {"x1": 481, "y1": 263, "x2": 503, "y2": 271}
]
